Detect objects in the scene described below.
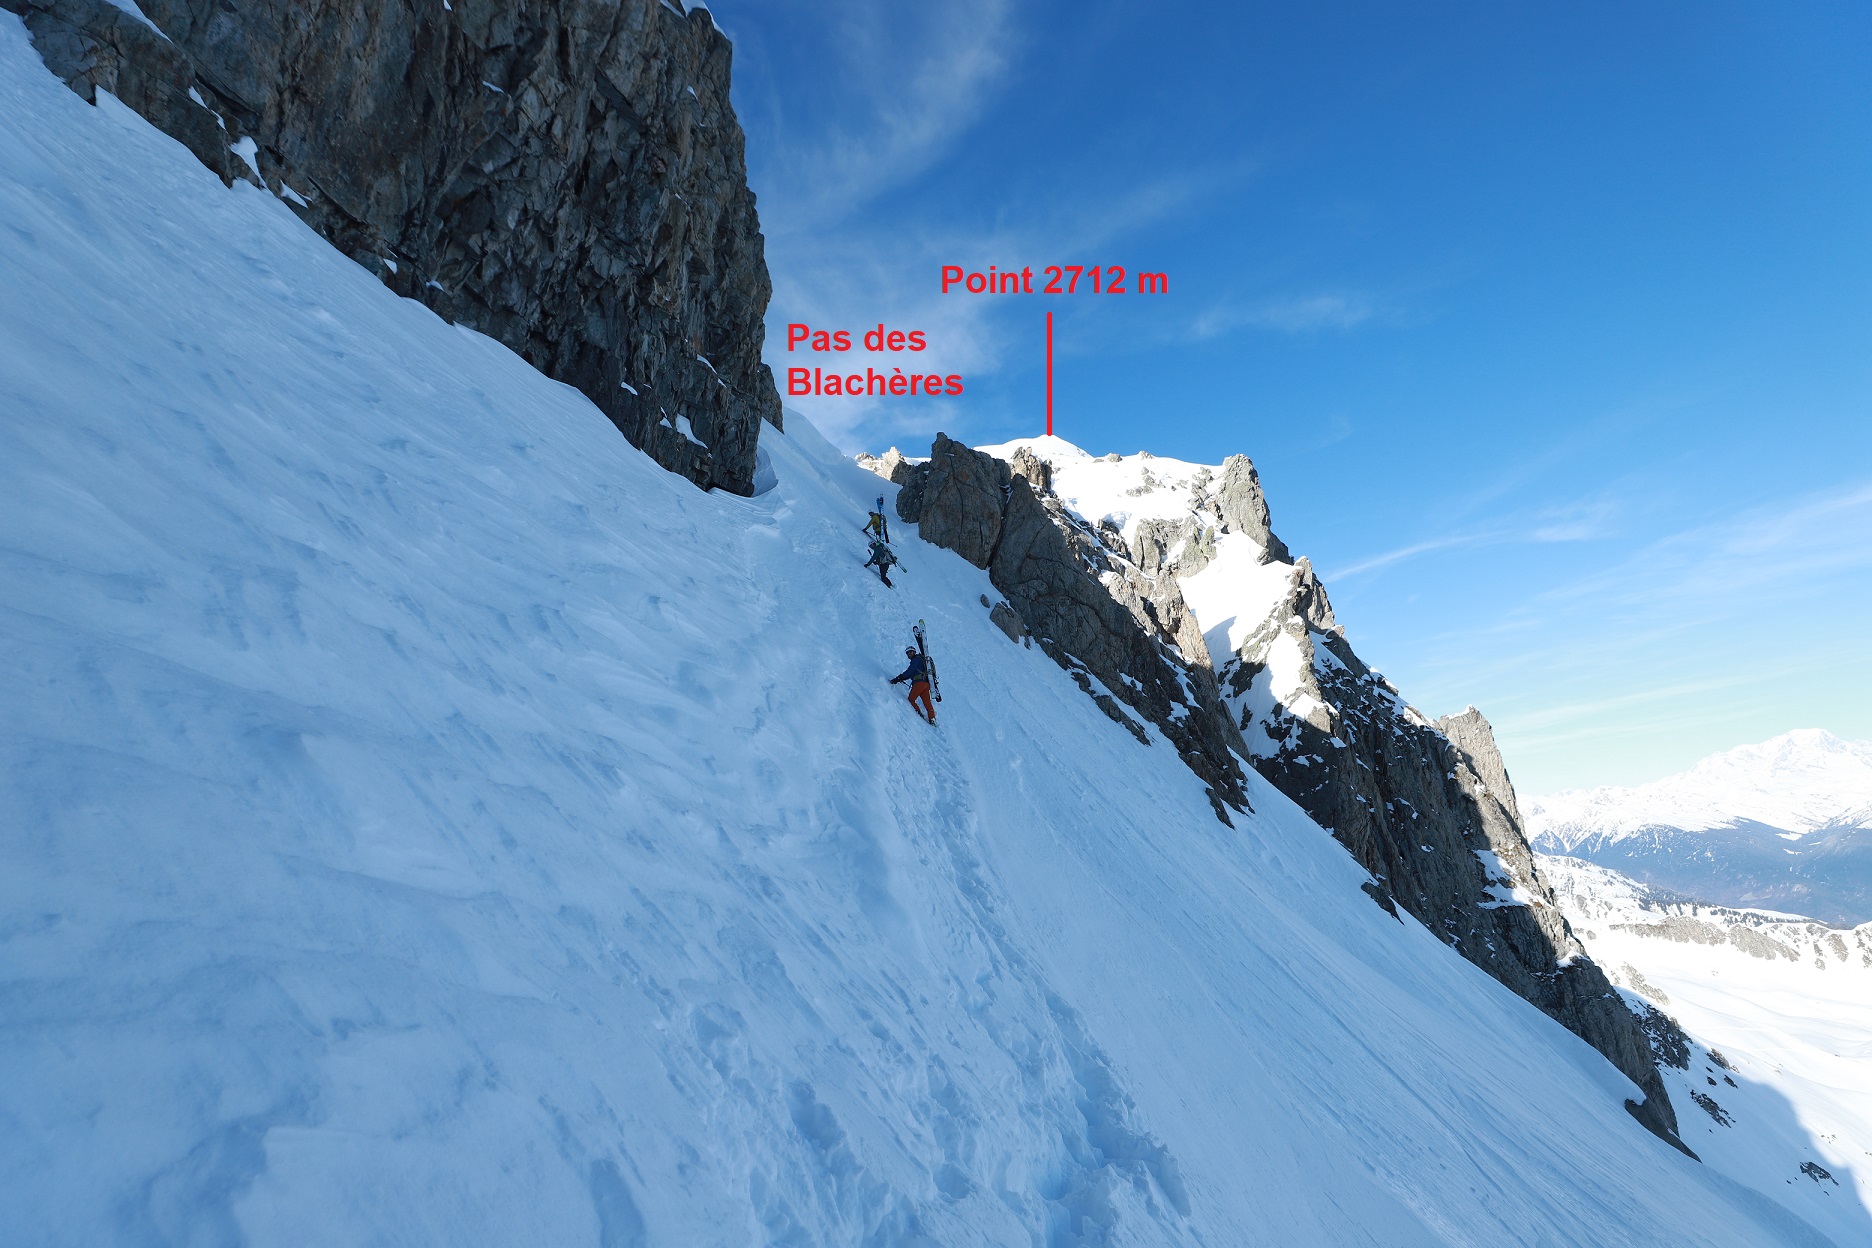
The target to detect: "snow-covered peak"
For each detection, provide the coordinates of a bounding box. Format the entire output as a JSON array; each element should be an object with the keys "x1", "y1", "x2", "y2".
[
  {"x1": 974, "y1": 433, "x2": 1094, "y2": 463},
  {"x1": 1529, "y1": 729, "x2": 1872, "y2": 844},
  {"x1": 977, "y1": 437, "x2": 1231, "y2": 549},
  {"x1": 974, "y1": 437, "x2": 1352, "y2": 745}
]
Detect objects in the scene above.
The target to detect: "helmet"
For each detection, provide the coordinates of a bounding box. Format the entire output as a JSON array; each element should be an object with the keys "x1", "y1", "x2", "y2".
[{"x1": 905, "y1": 647, "x2": 917, "y2": 657}]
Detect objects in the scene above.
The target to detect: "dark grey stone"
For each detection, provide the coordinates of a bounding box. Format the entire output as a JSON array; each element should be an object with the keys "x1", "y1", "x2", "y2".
[
  {"x1": 1218, "y1": 581, "x2": 1690, "y2": 1150},
  {"x1": 906, "y1": 435, "x2": 1250, "y2": 820},
  {"x1": 894, "y1": 460, "x2": 930, "y2": 526},
  {"x1": 1211, "y1": 454, "x2": 1291, "y2": 564},
  {"x1": 6, "y1": 0, "x2": 780, "y2": 494}
]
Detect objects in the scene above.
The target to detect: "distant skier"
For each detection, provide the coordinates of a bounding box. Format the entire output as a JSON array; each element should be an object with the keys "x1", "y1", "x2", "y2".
[
  {"x1": 889, "y1": 646, "x2": 936, "y2": 724},
  {"x1": 865, "y1": 497, "x2": 890, "y2": 543},
  {"x1": 864, "y1": 538, "x2": 898, "y2": 587}
]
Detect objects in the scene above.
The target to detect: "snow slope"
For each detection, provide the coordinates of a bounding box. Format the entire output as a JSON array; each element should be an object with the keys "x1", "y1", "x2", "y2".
[
  {"x1": 0, "y1": 20, "x2": 1859, "y2": 1244},
  {"x1": 1528, "y1": 731, "x2": 1872, "y2": 924},
  {"x1": 1542, "y1": 857, "x2": 1872, "y2": 1233}
]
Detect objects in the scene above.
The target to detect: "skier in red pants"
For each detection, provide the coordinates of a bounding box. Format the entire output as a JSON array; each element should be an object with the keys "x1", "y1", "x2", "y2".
[{"x1": 889, "y1": 648, "x2": 936, "y2": 724}]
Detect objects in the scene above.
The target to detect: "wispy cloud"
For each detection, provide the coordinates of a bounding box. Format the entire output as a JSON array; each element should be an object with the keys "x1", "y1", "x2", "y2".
[
  {"x1": 727, "y1": 2, "x2": 1260, "y2": 451},
  {"x1": 1381, "y1": 479, "x2": 1872, "y2": 789},
  {"x1": 747, "y1": 1, "x2": 1016, "y2": 234},
  {"x1": 1297, "y1": 412, "x2": 1355, "y2": 453},
  {"x1": 1191, "y1": 292, "x2": 1376, "y2": 339},
  {"x1": 1325, "y1": 533, "x2": 1485, "y2": 580},
  {"x1": 1529, "y1": 498, "x2": 1620, "y2": 543},
  {"x1": 761, "y1": 142, "x2": 1225, "y2": 449},
  {"x1": 1536, "y1": 480, "x2": 1872, "y2": 623}
]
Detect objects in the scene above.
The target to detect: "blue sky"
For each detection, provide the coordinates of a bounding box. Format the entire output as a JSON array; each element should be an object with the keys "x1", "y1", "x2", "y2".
[{"x1": 712, "y1": 0, "x2": 1872, "y2": 793}]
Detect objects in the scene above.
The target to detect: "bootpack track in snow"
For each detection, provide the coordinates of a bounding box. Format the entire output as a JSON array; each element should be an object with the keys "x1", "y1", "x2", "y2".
[{"x1": 0, "y1": 16, "x2": 1863, "y2": 1246}]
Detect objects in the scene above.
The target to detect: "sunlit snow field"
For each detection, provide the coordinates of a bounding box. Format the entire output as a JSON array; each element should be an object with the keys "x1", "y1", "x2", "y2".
[
  {"x1": 1543, "y1": 857, "x2": 1872, "y2": 1228},
  {"x1": 0, "y1": 17, "x2": 1863, "y2": 1245}
]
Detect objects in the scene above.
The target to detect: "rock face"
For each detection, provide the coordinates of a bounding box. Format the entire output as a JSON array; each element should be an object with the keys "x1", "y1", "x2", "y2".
[
  {"x1": 1126, "y1": 455, "x2": 1289, "y2": 581},
  {"x1": 1210, "y1": 565, "x2": 1689, "y2": 1151},
  {"x1": 898, "y1": 435, "x2": 1251, "y2": 821},
  {"x1": 855, "y1": 446, "x2": 917, "y2": 486},
  {"x1": 7, "y1": 0, "x2": 780, "y2": 494},
  {"x1": 988, "y1": 601, "x2": 1025, "y2": 643},
  {"x1": 913, "y1": 435, "x2": 1691, "y2": 1153}
]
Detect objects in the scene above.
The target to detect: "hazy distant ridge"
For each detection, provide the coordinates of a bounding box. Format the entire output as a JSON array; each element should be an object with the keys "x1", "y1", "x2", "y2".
[{"x1": 1527, "y1": 731, "x2": 1872, "y2": 925}]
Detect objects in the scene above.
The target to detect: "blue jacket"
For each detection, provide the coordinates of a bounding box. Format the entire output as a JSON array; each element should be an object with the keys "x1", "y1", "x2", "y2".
[{"x1": 890, "y1": 654, "x2": 929, "y2": 684}]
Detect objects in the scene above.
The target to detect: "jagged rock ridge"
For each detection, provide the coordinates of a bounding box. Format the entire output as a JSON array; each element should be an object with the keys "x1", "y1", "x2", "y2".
[
  {"x1": 894, "y1": 435, "x2": 1252, "y2": 822},
  {"x1": 884, "y1": 435, "x2": 1690, "y2": 1153},
  {"x1": 6, "y1": 0, "x2": 780, "y2": 494}
]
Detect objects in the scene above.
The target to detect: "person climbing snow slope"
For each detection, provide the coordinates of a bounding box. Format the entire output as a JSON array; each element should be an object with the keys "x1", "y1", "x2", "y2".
[
  {"x1": 865, "y1": 497, "x2": 890, "y2": 543},
  {"x1": 913, "y1": 619, "x2": 941, "y2": 705},
  {"x1": 864, "y1": 538, "x2": 898, "y2": 588},
  {"x1": 889, "y1": 647, "x2": 936, "y2": 724}
]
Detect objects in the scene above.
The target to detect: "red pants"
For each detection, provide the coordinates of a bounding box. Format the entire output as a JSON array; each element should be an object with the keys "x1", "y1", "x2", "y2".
[{"x1": 908, "y1": 680, "x2": 935, "y2": 723}]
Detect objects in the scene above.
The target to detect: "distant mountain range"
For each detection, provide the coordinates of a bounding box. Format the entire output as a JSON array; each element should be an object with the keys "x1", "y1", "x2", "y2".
[{"x1": 1526, "y1": 730, "x2": 1872, "y2": 925}]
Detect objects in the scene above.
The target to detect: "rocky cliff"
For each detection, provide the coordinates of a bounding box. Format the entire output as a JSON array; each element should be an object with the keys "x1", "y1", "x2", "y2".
[
  {"x1": 6, "y1": 0, "x2": 780, "y2": 494},
  {"x1": 887, "y1": 436, "x2": 1690, "y2": 1153},
  {"x1": 894, "y1": 435, "x2": 1252, "y2": 822}
]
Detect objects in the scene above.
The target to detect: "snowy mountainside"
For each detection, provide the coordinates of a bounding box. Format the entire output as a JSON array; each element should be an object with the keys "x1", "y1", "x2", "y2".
[
  {"x1": 5, "y1": 0, "x2": 781, "y2": 492},
  {"x1": 0, "y1": 23, "x2": 1860, "y2": 1244},
  {"x1": 1532, "y1": 731, "x2": 1872, "y2": 840},
  {"x1": 1528, "y1": 731, "x2": 1872, "y2": 925},
  {"x1": 1540, "y1": 856, "x2": 1872, "y2": 1233},
  {"x1": 960, "y1": 435, "x2": 1690, "y2": 1149}
]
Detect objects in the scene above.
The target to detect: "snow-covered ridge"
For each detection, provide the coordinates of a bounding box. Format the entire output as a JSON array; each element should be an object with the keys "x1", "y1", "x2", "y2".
[
  {"x1": 963, "y1": 435, "x2": 1713, "y2": 1158},
  {"x1": 976, "y1": 437, "x2": 1233, "y2": 552},
  {"x1": 1529, "y1": 729, "x2": 1872, "y2": 845},
  {"x1": 1526, "y1": 730, "x2": 1872, "y2": 925},
  {"x1": 1543, "y1": 855, "x2": 1872, "y2": 946},
  {"x1": 975, "y1": 437, "x2": 1299, "y2": 664}
]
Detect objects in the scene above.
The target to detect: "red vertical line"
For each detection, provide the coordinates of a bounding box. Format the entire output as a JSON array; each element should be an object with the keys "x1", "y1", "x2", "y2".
[{"x1": 1045, "y1": 311, "x2": 1054, "y2": 437}]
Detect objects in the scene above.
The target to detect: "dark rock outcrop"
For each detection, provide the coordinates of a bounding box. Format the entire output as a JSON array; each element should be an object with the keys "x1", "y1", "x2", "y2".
[
  {"x1": 5, "y1": 0, "x2": 241, "y2": 182},
  {"x1": 1213, "y1": 568, "x2": 1690, "y2": 1151},
  {"x1": 7, "y1": 0, "x2": 780, "y2": 494},
  {"x1": 899, "y1": 435, "x2": 1250, "y2": 821},
  {"x1": 1126, "y1": 455, "x2": 1288, "y2": 581},
  {"x1": 917, "y1": 435, "x2": 1691, "y2": 1154},
  {"x1": 988, "y1": 601, "x2": 1025, "y2": 643},
  {"x1": 856, "y1": 446, "x2": 918, "y2": 486}
]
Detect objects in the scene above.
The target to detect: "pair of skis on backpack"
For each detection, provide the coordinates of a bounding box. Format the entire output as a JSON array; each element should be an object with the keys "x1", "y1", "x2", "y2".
[
  {"x1": 890, "y1": 620, "x2": 942, "y2": 725},
  {"x1": 914, "y1": 621, "x2": 940, "y2": 703}
]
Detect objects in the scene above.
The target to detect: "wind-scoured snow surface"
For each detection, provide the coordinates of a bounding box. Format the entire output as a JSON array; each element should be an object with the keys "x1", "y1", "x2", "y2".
[
  {"x1": 1543, "y1": 857, "x2": 1872, "y2": 1243},
  {"x1": 0, "y1": 22, "x2": 1856, "y2": 1245}
]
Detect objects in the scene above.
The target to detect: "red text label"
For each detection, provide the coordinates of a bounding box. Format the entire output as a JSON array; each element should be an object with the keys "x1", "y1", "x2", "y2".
[{"x1": 940, "y1": 265, "x2": 1168, "y2": 295}]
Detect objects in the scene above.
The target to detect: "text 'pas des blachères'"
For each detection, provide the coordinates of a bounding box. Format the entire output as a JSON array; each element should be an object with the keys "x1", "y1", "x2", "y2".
[{"x1": 783, "y1": 324, "x2": 962, "y2": 398}]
